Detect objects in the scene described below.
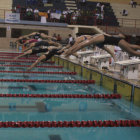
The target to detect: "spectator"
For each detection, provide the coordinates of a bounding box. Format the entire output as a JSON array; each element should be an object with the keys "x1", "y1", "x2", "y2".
[
  {"x1": 130, "y1": 0, "x2": 134, "y2": 8},
  {"x1": 68, "y1": 34, "x2": 74, "y2": 45},
  {"x1": 15, "y1": 5, "x2": 21, "y2": 13},
  {"x1": 57, "y1": 34, "x2": 62, "y2": 42},
  {"x1": 121, "y1": 9, "x2": 128, "y2": 16},
  {"x1": 47, "y1": 9, "x2": 51, "y2": 21},
  {"x1": 101, "y1": 4, "x2": 104, "y2": 14},
  {"x1": 133, "y1": 1, "x2": 137, "y2": 8},
  {"x1": 53, "y1": 33, "x2": 57, "y2": 39},
  {"x1": 34, "y1": 8, "x2": 39, "y2": 20},
  {"x1": 26, "y1": 7, "x2": 33, "y2": 20},
  {"x1": 96, "y1": 2, "x2": 101, "y2": 12},
  {"x1": 71, "y1": 11, "x2": 77, "y2": 24}
]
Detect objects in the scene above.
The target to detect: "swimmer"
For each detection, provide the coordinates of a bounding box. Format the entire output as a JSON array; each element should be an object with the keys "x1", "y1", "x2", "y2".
[
  {"x1": 27, "y1": 46, "x2": 78, "y2": 71},
  {"x1": 64, "y1": 33, "x2": 140, "y2": 61},
  {"x1": 14, "y1": 40, "x2": 62, "y2": 60},
  {"x1": 21, "y1": 39, "x2": 62, "y2": 53},
  {"x1": 15, "y1": 32, "x2": 56, "y2": 43}
]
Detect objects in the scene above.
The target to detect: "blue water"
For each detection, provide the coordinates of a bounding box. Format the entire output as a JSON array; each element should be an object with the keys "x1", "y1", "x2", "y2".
[{"x1": 0, "y1": 59, "x2": 140, "y2": 140}]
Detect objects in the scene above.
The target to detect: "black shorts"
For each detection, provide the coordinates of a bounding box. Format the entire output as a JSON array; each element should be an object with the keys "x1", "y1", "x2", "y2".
[
  {"x1": 104, "y1": 35, "x2": 122, "y2": 46},
  {"x1": 34, "y1": 41, "x2": 49, "y2": 48},
  {"x1": 32, "y1": 46, "x2": 48, "y2": 54}
]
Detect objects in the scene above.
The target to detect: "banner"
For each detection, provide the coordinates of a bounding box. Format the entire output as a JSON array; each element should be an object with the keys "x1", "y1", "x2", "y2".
[{"x1": 5, "y1": 12, "x2": 20, "y2": 23}]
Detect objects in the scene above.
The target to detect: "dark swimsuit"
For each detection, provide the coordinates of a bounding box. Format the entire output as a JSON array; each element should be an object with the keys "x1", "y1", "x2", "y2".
[
  {"x1": 32, "y1": 46, "x2": 49, "y2": 54},
  {"x1": 44, "y1": 48, "x2": 64, "y2": 60},
  {"x1": 34, "y1": 41, "x2": 49, "y2": 48},
  {"x1": 96, "y1": 35, "x2": 123, "y2": 48},
  {"x1": 104, "y1": 35, "x2": 123, "y2": 45}
]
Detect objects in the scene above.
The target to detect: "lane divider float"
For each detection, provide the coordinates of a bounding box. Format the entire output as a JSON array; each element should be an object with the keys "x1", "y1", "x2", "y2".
[
  {"x1": 0, "y1": 59, "x2": 54, "y2": 64},
  {"x1": 0, "y1": 93, "x2": 121, "y2": 99},
  {"x1": 0, "y1": 70, "x2": 76, "y2": 75},
  {"x1": 0, "y1": 79, "x2": 95, "y2": 83},
  {"x1": 0, "y1": 65, "x2": 63, "y2": 68},
  {"x1": 0, "y1": 120, "x2": 139, "y2": 128},
  {"x1": 0, "y1": 57, "x2": 38, "y2": 60}
]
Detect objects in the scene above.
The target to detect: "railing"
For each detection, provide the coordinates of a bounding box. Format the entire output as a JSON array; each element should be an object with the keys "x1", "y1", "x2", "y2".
[
  {"x1": 0, "y1": 9, "x2": 140, "y2": 28},
  {"x1": 118, "y1": 18, "x2": 140, "y2": 28}
]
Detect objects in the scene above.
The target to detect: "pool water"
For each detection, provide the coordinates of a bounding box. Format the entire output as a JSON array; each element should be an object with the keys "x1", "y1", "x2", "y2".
[{"x1": 0, "y1": 55, "x2": 140, "y2": 140}]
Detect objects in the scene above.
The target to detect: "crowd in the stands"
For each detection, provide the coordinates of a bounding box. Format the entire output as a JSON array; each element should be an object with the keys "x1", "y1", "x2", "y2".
[{"x1": 13, "y1": 0, "x2": 115, "y2": 26}]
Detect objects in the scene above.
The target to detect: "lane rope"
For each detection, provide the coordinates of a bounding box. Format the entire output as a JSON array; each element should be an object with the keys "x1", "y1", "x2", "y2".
[
  {"x1": 0, "y1": 120, "x2": 139, "y2": 128},
  {"x1": 0, "y1": 70, "x2": 76, "y2": 75},
  {"x1": 0, "y1": 57, "x2": 38, "y2": 60},
  {"x1": 0, "y1": 65, "x2": 63, "y2": 68},
  {"x1": 0, "y1": 60, "x2": 54, "y2": 64},
  {"x1": 0, "y1": 93, "x2": 121, "y2": 99},
  {"x1": 0, "y1": 79, "x2": 95, "y2": 83}
]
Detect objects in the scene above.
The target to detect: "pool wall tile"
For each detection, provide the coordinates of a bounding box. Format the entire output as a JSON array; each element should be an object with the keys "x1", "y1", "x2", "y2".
[
  {"x1": 82, "y1": 68, "x2": 91, "y2": 80},
  {"x1": 102, "y1": 75, "x2": 115, "y2": 91},
  {"x1": 91, "y1": 71, "x2": 101, "y2": 85},
  {"x1": 134, "y1": 87, "x2": 140, "y2": 106},
  {"x1": 64, "y1": 60, "x2": 68, "y2": 69},
  {"x1": 75, "y1": 65, "x2": 82, "y2": 76},
  {"x1": 68, "y1": 62, "x2": 75, "y2": 71},
  {"x1": 116, "y1": 81, "x2": 132, "y2": 101}
]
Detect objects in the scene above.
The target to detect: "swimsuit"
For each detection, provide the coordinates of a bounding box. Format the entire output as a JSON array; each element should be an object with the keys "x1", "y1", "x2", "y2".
[
  {"x1": 44, "y1": 48, "x2": 64, "y2": 60},
  {"x1": 34, "y1": 41, "x2": 49, "y2": 48},
  {"x1": 32, "y1": 46, "x2": 49, "y2": 54},
  {"x1": 103, "y1": 35, "x2": 122, "y2": 46},
  {"x1": 96, "y1": 35, "x2": 123, "y2": 48}
]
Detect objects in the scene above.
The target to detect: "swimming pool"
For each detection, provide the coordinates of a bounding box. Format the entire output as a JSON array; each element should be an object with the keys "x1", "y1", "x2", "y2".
[{"x1": 0, "y1": 52, "x2": 140, "y2": 140}]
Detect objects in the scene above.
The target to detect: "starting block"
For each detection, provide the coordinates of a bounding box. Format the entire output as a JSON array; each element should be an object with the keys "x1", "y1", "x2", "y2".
[
  {"x1": 90, "y1": 54, "x2": 111, "y2": 69},
  {"x1": 77, "y1": 50, "x2": 100, "y2": 63},
  {"x1": 115, "y1": 59, "x2": 140, "y2": 79}
]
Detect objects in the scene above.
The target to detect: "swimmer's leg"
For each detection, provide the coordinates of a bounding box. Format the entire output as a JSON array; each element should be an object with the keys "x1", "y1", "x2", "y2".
[
  {"x1": 119, "y1": 40, "x2": 140, "y2": 57},
  {"x1": 27, "y1": 54, "x2": 47, "y2": 71},
  {"x1": 65, "y1": 34, "x2": 104, "y2": 56},
  {"x1": 23, "y1": 42, "x2": 36, "y2": 52},
  {"x1": 103, "y1": 46, "x2": 117, "y2": 62},
  {"x1": 14, "y1": 49, "x2": 33, "y2": 60}
]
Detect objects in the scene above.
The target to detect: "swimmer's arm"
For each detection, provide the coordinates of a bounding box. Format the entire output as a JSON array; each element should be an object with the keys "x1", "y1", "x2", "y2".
[
  {"x1": 41, "y1": 33, "x2": 57, "y2": 40},
  {"x1": 49, "y1": 41, "x2": 61, "y2": 47},
  {"x1": 27, "y1": 54, "x2": 46, "y2": 71},
  {"x1": 14, "y1": 52, "x2": 27, "y2": 60},
  {"x1": 103, "y1": 46, "x2": 117, "y2": 62},
  {"x1": 22, "y1": 43, "x2": 35, "y2": 52}
]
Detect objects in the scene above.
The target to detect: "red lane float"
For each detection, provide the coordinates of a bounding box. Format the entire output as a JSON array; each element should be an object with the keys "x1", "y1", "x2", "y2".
[
  {"x1": 0, "y1": 65, "x2": 63, "y2": 68},
  {"x1": 0, "y1": 93, "x2": 121, "y2": 99},
  {"x1": 0, "y1": 52, "x2": 22, "y2": 55},
  {"x1": 0, "y1": 70, "x2": 76, "y2": 75},
  {"x1": 0, "y1": 120, "x2": 139, "y2": 128},
  {"x1": 0, "y1": 59, "x2": 54, "y2": 64},
  {"x1": 0, "y1": 79, "x2": 95, "y2": 83},
  {"x1": 0, "y1": 57, "x2": 38, "y2": 60}
]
